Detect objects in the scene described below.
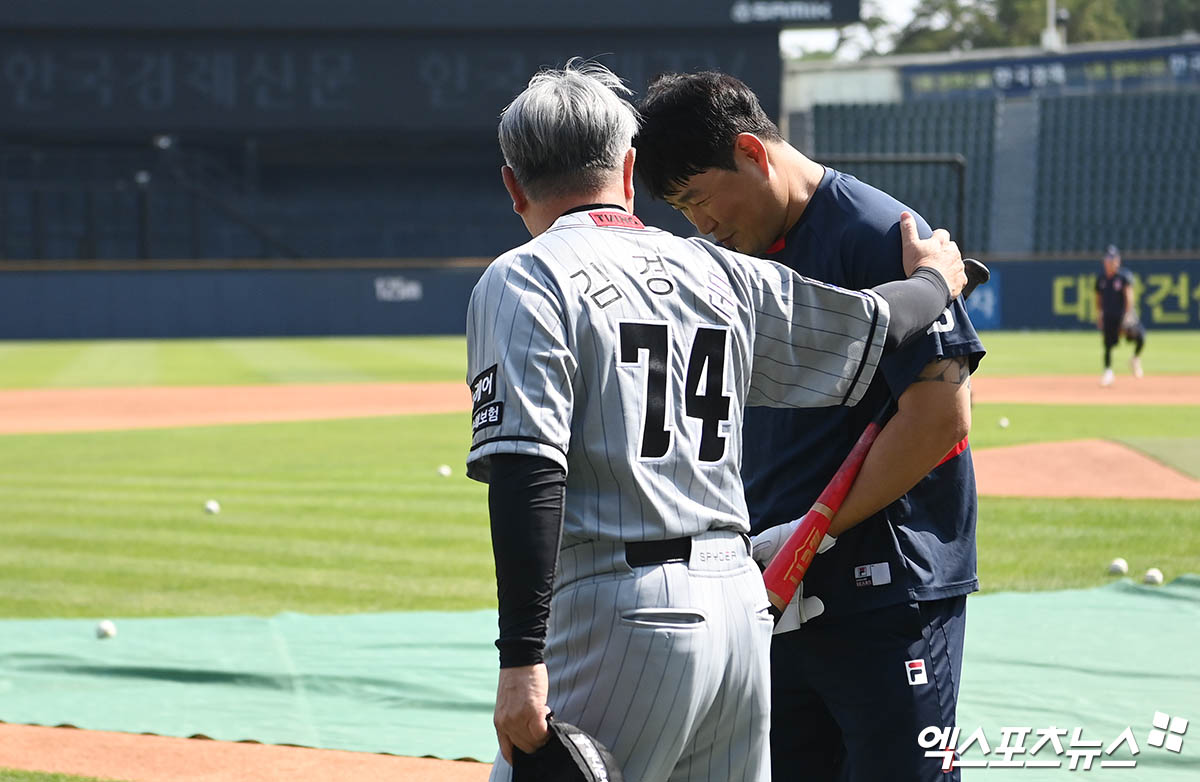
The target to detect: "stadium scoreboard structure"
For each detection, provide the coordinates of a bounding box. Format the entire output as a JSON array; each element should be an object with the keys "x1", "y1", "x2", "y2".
[{"x1": 0, "y1": 0, "x2": 867, "y2": 137}]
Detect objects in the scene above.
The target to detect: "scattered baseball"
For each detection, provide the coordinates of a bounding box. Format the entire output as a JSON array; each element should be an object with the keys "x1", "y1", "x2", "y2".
[
  {"x1": 1107, "y1": 557, "x2": 1128, "y2": 575},
  {"x1": 95, "y1": 620, "x2": 117, "y2": 639},
  {"x1": 437, "y1": 464, "x2": 452, "y2": 478},
  {"x1": 998, "y1": 416, "x2": 1010, "y2": 429},
  {"x1": 203, "y1": 499, "x2": 221, "y2": 514},
  {"x1": 1143, "y1": 567, "x2": 1164, "y2": 586}
]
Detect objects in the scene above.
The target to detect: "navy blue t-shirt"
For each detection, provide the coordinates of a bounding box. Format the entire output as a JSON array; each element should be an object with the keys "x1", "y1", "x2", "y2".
[
  {"x1": 744, "y1": 168, "x2": 986, "y2": 621},
  {"x1": 1095, "y1": 268, "x2": 1133, "y2": 319}
]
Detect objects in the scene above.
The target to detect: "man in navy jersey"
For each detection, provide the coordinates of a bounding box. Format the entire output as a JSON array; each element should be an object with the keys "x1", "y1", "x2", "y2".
[
  {"x1": 1095, "y1": 245, "x2": 1145, "y2": 386},
  {"x1": 635, "y1": 71, "x2": 986, "y2": 782}
]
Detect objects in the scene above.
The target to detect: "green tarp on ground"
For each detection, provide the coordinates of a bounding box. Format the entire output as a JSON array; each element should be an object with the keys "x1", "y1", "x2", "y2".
[
  {"x1": 0, "y1": 610, "x2": 499, "y2": 760},
  {"x1": 953, "y1": 576, "x2": 1199, "y2": 779},
  {"x1": 1, "y1": 579, "x2": 1198, "y2": 777}
]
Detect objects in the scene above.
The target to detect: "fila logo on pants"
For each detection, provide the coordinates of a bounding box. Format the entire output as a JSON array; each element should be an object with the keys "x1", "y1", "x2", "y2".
[{"x1": 906, "y1": 659, "x2": 928, "y2": 686}]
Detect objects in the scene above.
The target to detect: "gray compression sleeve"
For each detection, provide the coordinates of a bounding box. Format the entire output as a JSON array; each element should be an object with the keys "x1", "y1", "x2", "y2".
[{"x1": 871, "y1": 267, "x2": 953, "y2": 350}]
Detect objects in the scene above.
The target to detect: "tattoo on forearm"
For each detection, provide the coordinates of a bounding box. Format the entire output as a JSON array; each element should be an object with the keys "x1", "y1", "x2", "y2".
[{"x1": 914, "y1": 356, "x2": 970, "y2": 386}]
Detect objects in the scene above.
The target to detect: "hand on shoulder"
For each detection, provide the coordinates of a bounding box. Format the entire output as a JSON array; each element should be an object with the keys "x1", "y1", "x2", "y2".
[{"x1": 899, "y1": 212, "x2": 965, "y2": 298}]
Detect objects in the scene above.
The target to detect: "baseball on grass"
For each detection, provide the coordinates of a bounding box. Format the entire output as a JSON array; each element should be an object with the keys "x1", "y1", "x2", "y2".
[
  {"x1": 96, "y1": 620, "x2": 117, "y2": 639},
  {"x1": 437, "y1": 464, "x2": 452, "y2": 478},
  {"x1": 203, "y1": 499, "x2": 221, "y2": 514},
  {"x1": 1143, "y1": 567, "x2": 1164, "y2": 586},
  {"x1": 998, "y1": 416, "x2": 1010, "y2": 429},
  {"x1": 1107, "y1": 557, "x2": 1129, "y2": 575}
]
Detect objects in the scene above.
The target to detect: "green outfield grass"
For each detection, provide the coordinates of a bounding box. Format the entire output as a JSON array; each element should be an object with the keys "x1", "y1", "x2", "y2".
[
  {"x1": 0, "y1": 330, "x2": 1196, "y2": 390},
  {"x1": 0, "y1": 414, "x2": 489, "y2": 618},
  {"x1": 0, "y1": 332, "x2": 1197, "y2": 624},
  {"x1": 978, "y1": 497, "x2": 1200, "y2": 592},
  {"x1": 0, "y1": 409, "x2": 1196, "y2": 620},
  {"x1": 0, "y1": 771, "x2": 124, "y2": 782},
  {"x1": 1122, "y1": 436, "x2": 1200, "y2": 478},
  {"x1": 975, "y1": 330, "x2": 1200, "y2": 375},
  {"x1": 972, "y1": 403, "x2": 1200, "y2": 477},
  {"x1": 972, "y1": 399, "x2": 1200, "y2": 448},
  {"x1": 0, "y1": 336, "x2": 466, "y2": 388}
]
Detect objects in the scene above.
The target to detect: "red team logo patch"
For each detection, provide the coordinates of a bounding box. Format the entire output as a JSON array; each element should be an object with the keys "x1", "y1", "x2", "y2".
[{"x1": 590, "y1": 212, "x2": 645, "y2": 229}]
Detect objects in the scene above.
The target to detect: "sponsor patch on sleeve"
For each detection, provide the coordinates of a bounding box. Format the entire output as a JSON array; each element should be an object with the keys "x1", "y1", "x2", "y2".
[
  {"x1": 472, "y1": 401, "x2": 504, "y2": 433},
  {"x1": 470, "y1": 365, "x2": 502, "y2": 432},
  {"x1": 471, "y1": 365, "x2": 497, "y2": 411}
]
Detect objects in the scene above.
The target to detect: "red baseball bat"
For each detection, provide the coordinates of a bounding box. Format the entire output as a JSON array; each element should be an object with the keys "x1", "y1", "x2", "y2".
[{"x1": 762, "y1": 258, "x2": 990, "y2": 619}]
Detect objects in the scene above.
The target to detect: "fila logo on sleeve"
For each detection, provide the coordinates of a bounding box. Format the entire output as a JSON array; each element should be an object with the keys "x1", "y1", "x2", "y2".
[{"x1": 906, "y1": 659, "x2": 928, "y2": 686}]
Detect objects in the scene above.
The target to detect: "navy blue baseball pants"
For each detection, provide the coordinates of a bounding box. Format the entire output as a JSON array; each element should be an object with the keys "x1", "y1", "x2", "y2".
[{"x1": 769, "y1": 596, "x2": 967, "y2": 782}]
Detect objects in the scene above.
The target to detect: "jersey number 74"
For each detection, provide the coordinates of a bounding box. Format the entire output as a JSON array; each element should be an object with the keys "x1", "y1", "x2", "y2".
[{"x1": 618, "y1": 321, "x2": 732, "y2": 463}]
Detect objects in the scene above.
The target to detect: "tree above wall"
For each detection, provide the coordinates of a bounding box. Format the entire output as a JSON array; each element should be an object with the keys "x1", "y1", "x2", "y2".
[
  {"x1": 890, "y1": 0, "x2": 1198, "y2": 55},
  {"x1": 784, "y1": 0, "x2": 1200, "y2": 61}
]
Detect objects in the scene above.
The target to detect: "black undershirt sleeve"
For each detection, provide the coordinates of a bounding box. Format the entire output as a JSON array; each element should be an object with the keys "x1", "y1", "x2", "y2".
[
  {"x1": 486, "y1": 453, "x2": 566, "y2": 669},
  {"x1": 870, "y1": 266, "x2": 953, "y2": 350}
]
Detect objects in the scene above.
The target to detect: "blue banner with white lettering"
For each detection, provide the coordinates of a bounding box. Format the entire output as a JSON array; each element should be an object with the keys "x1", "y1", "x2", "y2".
[{"x1": 902, "y1": 43, "x2": 1200, "y2": 100}]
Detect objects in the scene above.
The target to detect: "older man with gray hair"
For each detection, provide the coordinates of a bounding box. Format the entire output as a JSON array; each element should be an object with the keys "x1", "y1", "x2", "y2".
[{"x1": 464, "y1": 60, "x2": 966, "y2": 781}]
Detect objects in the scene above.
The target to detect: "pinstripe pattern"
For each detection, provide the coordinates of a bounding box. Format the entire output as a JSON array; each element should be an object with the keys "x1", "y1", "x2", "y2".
[
  {"x1": 469, "y1": 209, "x2": 891, "y2": 781},
  {"x1": 488, "y1": 532, "x2": 773, "y2": 782},
  {"x1": 466, "y1": 210, "x2": 889, "y2": 545}
]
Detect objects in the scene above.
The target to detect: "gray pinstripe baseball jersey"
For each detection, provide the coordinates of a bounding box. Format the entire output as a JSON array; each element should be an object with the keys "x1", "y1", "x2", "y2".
[
  {"x1": 468, "y1": 206, "x2": 892, "y2": 782},
  {"x1": 466, "y1": 207, "x2": 889, "y2": 545}
]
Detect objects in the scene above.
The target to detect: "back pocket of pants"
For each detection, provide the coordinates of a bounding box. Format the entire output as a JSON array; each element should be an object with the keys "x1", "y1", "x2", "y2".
[{"x1": 620, "y1": 608, "x2": 707, "y2": 629}]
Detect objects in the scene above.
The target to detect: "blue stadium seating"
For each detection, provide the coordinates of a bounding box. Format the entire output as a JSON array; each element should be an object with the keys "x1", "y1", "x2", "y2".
[
  {"x1": 1035, "y1": 91, "x2": 1200, "y2": 253},
  {"x1": 4, "y1": 87, "x2": 1196, "y2": 261},
  {"x1": 811, "y1": 98, "x2": 995, "y2": 253}
]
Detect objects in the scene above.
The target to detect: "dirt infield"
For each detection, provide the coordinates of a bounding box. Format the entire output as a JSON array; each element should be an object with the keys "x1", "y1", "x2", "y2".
[
  {"x1": 972, "y1": 373, "x2": 1200, "y2": 406},
  {"x1": 973, "y1": 438, "x2": 1200, "y2": 499},
  {"x1": 0, "y1": 724, "x2": 490, "y2": 782},
  {"x1": 0, "y1": 382, "x2": 470, "y2": 434},
  {"x1": 2, "y1": 375, "x2": 1197, "y2": 435},
  {"x1": 1, "y1": 374, "x2": 1197, "y2": 780},
  {"x1": 970, "y1": 374, "x2": 1200, "y2": 499}
]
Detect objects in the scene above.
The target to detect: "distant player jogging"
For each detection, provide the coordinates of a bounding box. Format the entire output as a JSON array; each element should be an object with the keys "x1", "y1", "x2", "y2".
[
  {"x1": 465, "y1": 60, "x2": 968, "y2": 782},
  {"x1": 1095, "y1": 245, "x2": 1145, "y2": 386}
]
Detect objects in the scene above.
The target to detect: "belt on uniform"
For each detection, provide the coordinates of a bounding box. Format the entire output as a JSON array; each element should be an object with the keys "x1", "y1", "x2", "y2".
[{"x1": 625, "y1": 536, "x2": 692, "y2": 567}]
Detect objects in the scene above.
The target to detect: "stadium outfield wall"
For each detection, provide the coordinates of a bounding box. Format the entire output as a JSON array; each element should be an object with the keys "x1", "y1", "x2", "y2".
[
  {"x1": 1, "y1": 257, "x2": 1198, "y2": 339},
  {"x1": 962, "y1": 259, "x2": 1200, "y2": 331},
  {"x1": 0, "y1": 262, "x2": 486, "y2": 339},
  {"x1": 784, "y1": 36, "x2": 1200, "y2": 258}
]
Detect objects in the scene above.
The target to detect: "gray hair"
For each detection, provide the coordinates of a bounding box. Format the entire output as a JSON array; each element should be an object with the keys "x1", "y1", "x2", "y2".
[{"x1": 499, "y1": 59, "x2": 639, "y2": 201}]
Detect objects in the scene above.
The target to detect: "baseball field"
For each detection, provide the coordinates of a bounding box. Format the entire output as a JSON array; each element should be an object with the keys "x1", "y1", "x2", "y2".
[{"x1": 1, "y1": 331, "x2": 1198, "y2": 781}]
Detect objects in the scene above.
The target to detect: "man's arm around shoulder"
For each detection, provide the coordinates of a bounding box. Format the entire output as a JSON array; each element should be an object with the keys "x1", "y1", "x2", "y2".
[
  {"x1": 823, "y1": 212, "x2": 972, "y2": 535},
  {"x1": 827, "y1": 355, "x2": 971, "y2": 536}
]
